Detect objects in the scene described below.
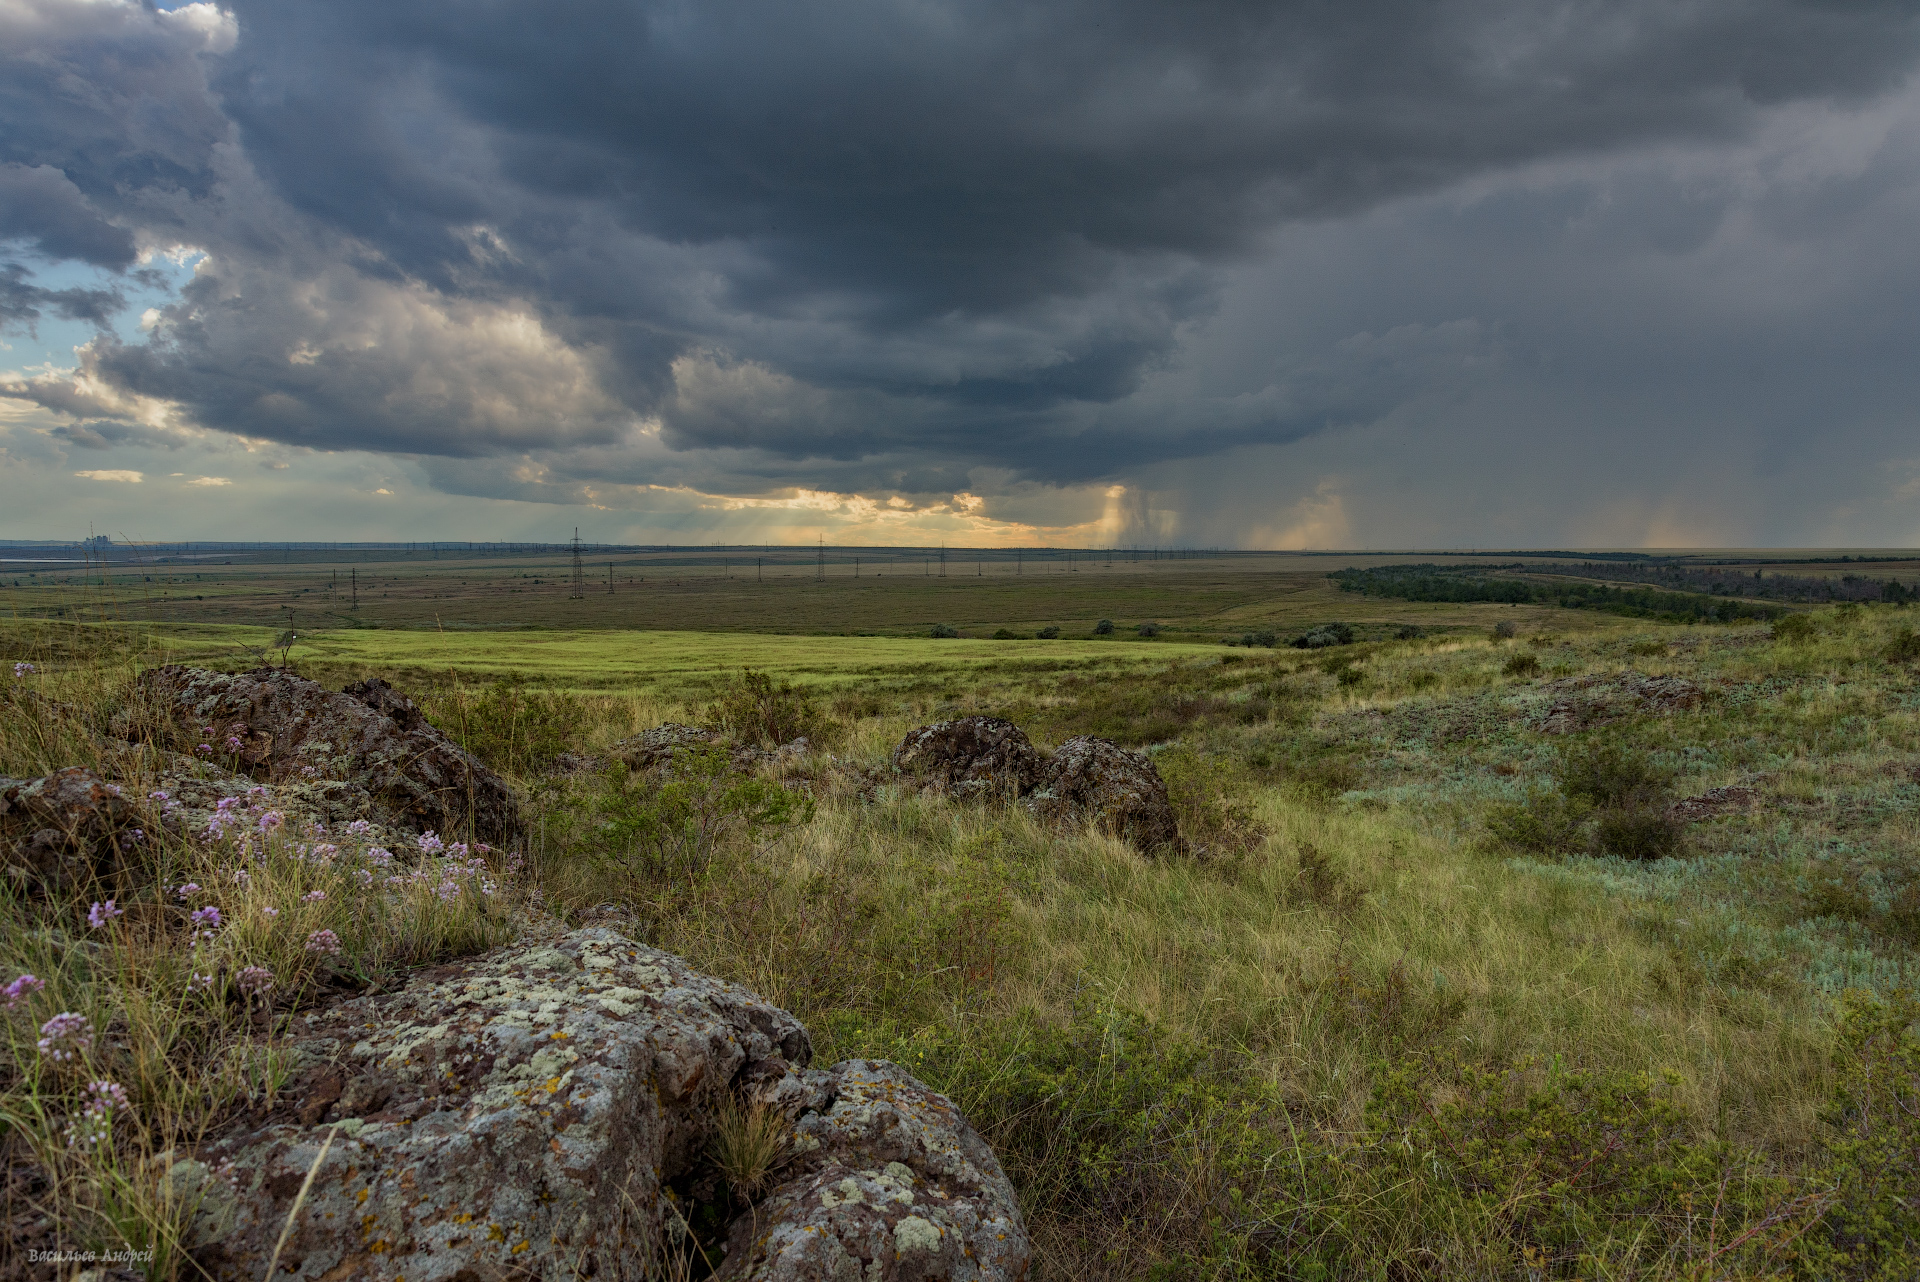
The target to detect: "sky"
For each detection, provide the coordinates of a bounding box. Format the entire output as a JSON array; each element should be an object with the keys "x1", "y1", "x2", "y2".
[{"x1": 5, "y1": 0, "x2": 1920, "y2": 549}]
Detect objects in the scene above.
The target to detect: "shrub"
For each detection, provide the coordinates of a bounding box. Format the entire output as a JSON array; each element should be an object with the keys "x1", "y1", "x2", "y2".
[
  {"x1": 1590, "y1": 804, "x2": 1686, "y2": 860},
  {"x1": 1884, "y1": 626, "x2": 1920, "y2": 663},
  {"x1": 427, "y1": 673, "x2": 584, "y2": 775},
  {"x1": 1395, "y1": 624, "x2": 1424, "y2": 640},
  {"x1": 1554, "y1": 742, "x2": 1669, "y2": 809},
  {"x1": 1773, "y1": 612, "x2": 1817, "y2": 643},
  {"x1": 708, "y1": 669, "x2": 835, "y2": 748},
  {"x1": 1336, "y1": 666, "x2": 1365, "y2": 688},
  {"x1": 1501, "y1": 652, "x2": 1542, "y2": 678},
  {"x1": 1486, "y1": 789, "x2": 1590, "y2": 852},
  {"x1": 930, "y1": 623, "x2": 959, "y2": 638},
  {"x1": 991, "y1": 627, "x2": 1021, "y2": 640},
  {"x1": 1802, "y1": 991, "x2": 1920, "y2": 1277},
  {"x1": 1293, "y1": 622, "x2": 1354, "y2": 649},
  {"x1": 1035, "y1": 626, "x2": 1060, "y2": 639},
  {"x1": 1240, "y1": 629, "x2": 1277, "y2": 648},
  {"x1": 1136, "y1": 622, "x2": 1161, "y2": 638},
  {"x1": 1093, "y1": 619, "x2": 1114, "y2": 636},
  {"x1": 1407, "y1": 669, "x2": 1440, "y2": 691},
  {"x1": 1492, "y1": 619, "x2": 1518, "y2": 640}
]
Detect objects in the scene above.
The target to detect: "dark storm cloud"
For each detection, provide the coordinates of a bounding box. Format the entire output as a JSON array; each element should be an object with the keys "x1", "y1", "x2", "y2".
[{"x1": 4, "y1": 0, "x2": 1920, "y2": 503}]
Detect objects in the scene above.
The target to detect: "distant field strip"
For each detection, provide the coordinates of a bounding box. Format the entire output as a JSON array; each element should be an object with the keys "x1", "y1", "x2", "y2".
[{"x1": 1, "y1": 620, "x2": 1225, "y2": 692}]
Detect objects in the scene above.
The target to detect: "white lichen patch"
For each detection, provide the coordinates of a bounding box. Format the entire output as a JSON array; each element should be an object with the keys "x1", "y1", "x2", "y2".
[
  {"x1": 820, "y1": 1177, "x2": 865, "y2": 1208},
  {"x1": 893, "y1": 1215, "x2": 944, "y2": 1254}
]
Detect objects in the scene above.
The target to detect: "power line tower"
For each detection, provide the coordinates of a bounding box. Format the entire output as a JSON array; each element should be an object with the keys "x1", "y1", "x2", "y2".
[
  {"x1": 938, "y1": 544, "x2": 947, "y2": 578},
  {"x1": 568, "y1": 528, "x2": 586, "y2": 599},
  {"x1": 816, "y1": 536, "x2": 825, "y2": 581}
]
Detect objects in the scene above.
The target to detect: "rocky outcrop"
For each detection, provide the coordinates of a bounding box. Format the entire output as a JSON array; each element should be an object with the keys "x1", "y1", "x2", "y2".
[
  {"x1": 609, "y1": 722, "x2": 727, "y2": 771},
  {"x1": 0, "y1": 767, "x2": 146, "y2": 895},
  {"x1": 1666, "y1": 785, "x2": 1760, "y2": 823},
  {"x1": 891, "y1": 717, "x2": 1045, "y2": 801},
  {"x1": 1539, "y1": 673, "x2": 1705, "y2": 735},
  {"x1": 133, "y1": 666, "x2": 519, "y2": 847},
  {"x1": 611, "y1": 723, "x2": 813, "y2": 778},
  {"x1": 889, "y1": 719, "x2": 1187, "y2": 856},
  {"x1": 1023, "y1": 736, "x2": 1187, "y2": 856},
  {"x1": 716, "y1": 1060, "x2": 1030, "y2": 1280},
  {"x1": 188, "y1": 929, "x2": 1029, "y2": 1282}
]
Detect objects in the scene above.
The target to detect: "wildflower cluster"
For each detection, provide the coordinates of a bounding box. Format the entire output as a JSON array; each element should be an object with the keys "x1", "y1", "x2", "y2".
[
  {"x1": 65, "y1": 1080, "x2": 130, "y2": 1149},
  {"x1": 4, "y1": 973, "x2": 46, "y2": 1011},
  {"x1": 86, "y1": 900, "x2": 123, "y2": 929},
  {"x1": 12, "y1": 660, "x2": 35, "y2": 678},
  {"x1": 38, "y1": 1012, "x2": 93, "y2": 1062}
]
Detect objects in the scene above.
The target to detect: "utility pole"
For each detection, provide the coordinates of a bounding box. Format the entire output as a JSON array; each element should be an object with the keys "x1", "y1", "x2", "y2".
[
  {"x1": 607, "y1": 562, "x2": 614, "y2": 594},
  {"x1": 351, "y1": 567, "x2": 358, "y2": 610},
  {"x1": 568, "y1": 528, "x2": 585, "y2": 599},
  {"x1": 939, "y1": 545, "x2": 946, "y2": 578},
  {"x1": 1017, "y1": 549, "x2": 1022, "y2": 575},
  {"x1": 757, "y1": 557, "x2": 762, "y2": 583},
  {"x1": 817, "y1": 536, "x2": 825, "y2": 581}
]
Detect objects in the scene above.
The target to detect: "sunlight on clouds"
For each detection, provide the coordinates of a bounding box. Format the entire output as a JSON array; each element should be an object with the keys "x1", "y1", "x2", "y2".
[
  {"x1": 74, "y1": 469, "x2": 143, "y2": 482},
  {"x1": 1249, "y1": 479, "x2": 1351, "y2": 549},
  {"x1": 187, "y1": 476, "x2": 231, "y2": 486}
]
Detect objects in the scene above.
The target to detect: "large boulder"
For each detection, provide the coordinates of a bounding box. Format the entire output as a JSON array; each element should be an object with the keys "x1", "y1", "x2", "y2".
[
  {"x1": 1022, "y1": 736, "x2": 1187, "y2": 856},
  {"x1": 0, "y1": 767, "x2": 147, "y2": 896},
  {"x1": 133, "y1": 666, "x2": 519, "y2": 847},
  {"x1": 187, "y1": 929, "x2": 1029, "y2": 1282},
  {"x1": 891, "y1": 717, "x2": 1046, "y2": 801},
  {"x1": 716, "y1": 1060, "x2": 1030, "y2": 1280}
]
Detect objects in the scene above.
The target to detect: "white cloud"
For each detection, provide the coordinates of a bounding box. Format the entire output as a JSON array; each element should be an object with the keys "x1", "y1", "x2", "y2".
[
  {"x1": 187, "y1": 475, "x2": 230, "y2": 486},
  {"x1": 73, "y1": 469, "x2": 143, "y2": 482}
]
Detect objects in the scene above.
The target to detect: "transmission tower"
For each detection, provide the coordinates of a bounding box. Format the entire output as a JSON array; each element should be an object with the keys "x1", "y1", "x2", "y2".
[
  {"x1": 817, "y1": 536, "x2": 825, "y2": 581},
  {"x1": 939, "y1": 544, "x2": 946, "y2": 578},
  {"x1": 568, "y1": 528, "x2": 585, "y2": 599}
]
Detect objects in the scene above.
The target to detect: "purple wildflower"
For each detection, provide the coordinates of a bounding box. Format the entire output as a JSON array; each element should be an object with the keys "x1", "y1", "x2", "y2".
[
  {"x1": 346, "y1": 820, "x2": 372, "y2": 837},
  {"x1": 86, "y1": 901, "x2": 124, "y2": 930},
  {"x1": 37, "y1": 1012, "x2": 93, "y2": 1061},
  {"x1": 4, "y1": 973, "x2": 46, "y2": 1011},
  {"x1": 175, "y1": 883, "x2": 202, "y2": 900},
  {"x1": 367, "y1": 847, "x2": 393, "y2": 866},
  {"x1": 261, "y1": 906, "x2": 280, "y2": 919},
  {"x1": 301, "y1": 889, "x2": 327, "y2": 903},
  {"x1": 12, "y1": 661, "x2": 36, "y2": 678},
  {"x1": 235, "y1": 966, "x2": 275, "y2": 997},
  {"x1": 304, "y1": 929, "x2": 342, "y2": 956},
  {"x1": 190, "y1": 906, "x2": 222, "y2": 931},
  {"x1": 66, "y1": 1080, "x2": 130, "y2": 1148},
  {"x1": 149, "y1": 790, "x2": 170, "y2": 802},
  {"x1": 417, "y1": 831, "x2": 444, "y2": 855}
]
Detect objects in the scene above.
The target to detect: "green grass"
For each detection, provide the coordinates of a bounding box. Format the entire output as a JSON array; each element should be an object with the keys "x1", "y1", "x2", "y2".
[{"x1": 4, "y1": 599, "x2": 1919, "y2": 1279}]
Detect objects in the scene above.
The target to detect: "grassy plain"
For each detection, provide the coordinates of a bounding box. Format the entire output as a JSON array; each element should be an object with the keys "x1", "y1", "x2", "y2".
[{"x1": 3, "y1": 566, "x2": 1919, "y2": 1278}]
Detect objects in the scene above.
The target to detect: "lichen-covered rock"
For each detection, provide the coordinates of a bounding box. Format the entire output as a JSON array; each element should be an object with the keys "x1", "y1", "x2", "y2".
[
  {"x1": 1023, "y1": 736, "x2": 1186, "y2": 856},
  {"x1": 134, "y1": 666, "x2": 519, "y2": 846},
  {"x1": 609, "y1": 722, "x2": 726, "y2": 771},
  {"x1": 193, "y1": 929, "x2": 812, "y2": 1282},
  {"x1": 188, "y1": 930, "x2": 1030, "y2": 1282},
  {"x1": 891, "y1": 718, "x2": 1045, "y2": 801},
  {"x1": 0, "y1": 767, "x2": 147, "y2": 895},
  {"x1": 716, "y1": 1060, "x2": 1030, "y2": 1281},
  {"x1": 1666, "y1": 785, "x2": 1760, "y2": 823},
  {"x1": 1538, "y1": 674, "x2": 1705, "y2": 734}
]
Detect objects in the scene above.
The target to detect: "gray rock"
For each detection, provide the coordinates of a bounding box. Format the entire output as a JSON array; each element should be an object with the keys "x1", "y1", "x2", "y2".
[
  {"x1": 0, "y1": 767, "x2": 146, "y2": 896},
  {"x1": 190, "y1": 929, "x2": 1030, "y2": 1282},
  {"x1": 716, "y1": 1060, "x2": 1029, "y2": 1281},
  {"x1": 891, "y1": 717, "x2": 1045, "y2": 801},
  {"x1": 1023, "y1": 736, "x2": 1187, "y2": 856},
  {"x1": 608, "y1": 722, "x2": 726, "y2": 772},
  {"x1": 134, "y1": 666, "x2": 519, "y2": 846}
]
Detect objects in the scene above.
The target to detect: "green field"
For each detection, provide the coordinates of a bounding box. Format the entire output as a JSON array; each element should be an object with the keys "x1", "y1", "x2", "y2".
[{"x1": 5, "y1": 566, "x2": 1920, "y2": 1279}]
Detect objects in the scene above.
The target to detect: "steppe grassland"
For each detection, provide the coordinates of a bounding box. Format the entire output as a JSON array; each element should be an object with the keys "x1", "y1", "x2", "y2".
[{"x1": 4, "y1": 603, "x2": 1919, "y2": 1278}]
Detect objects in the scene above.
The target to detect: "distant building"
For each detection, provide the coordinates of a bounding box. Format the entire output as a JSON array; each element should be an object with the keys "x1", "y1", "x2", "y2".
[{"x1": 82, "y1": 534, "x2": 113, "y2": 549}]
